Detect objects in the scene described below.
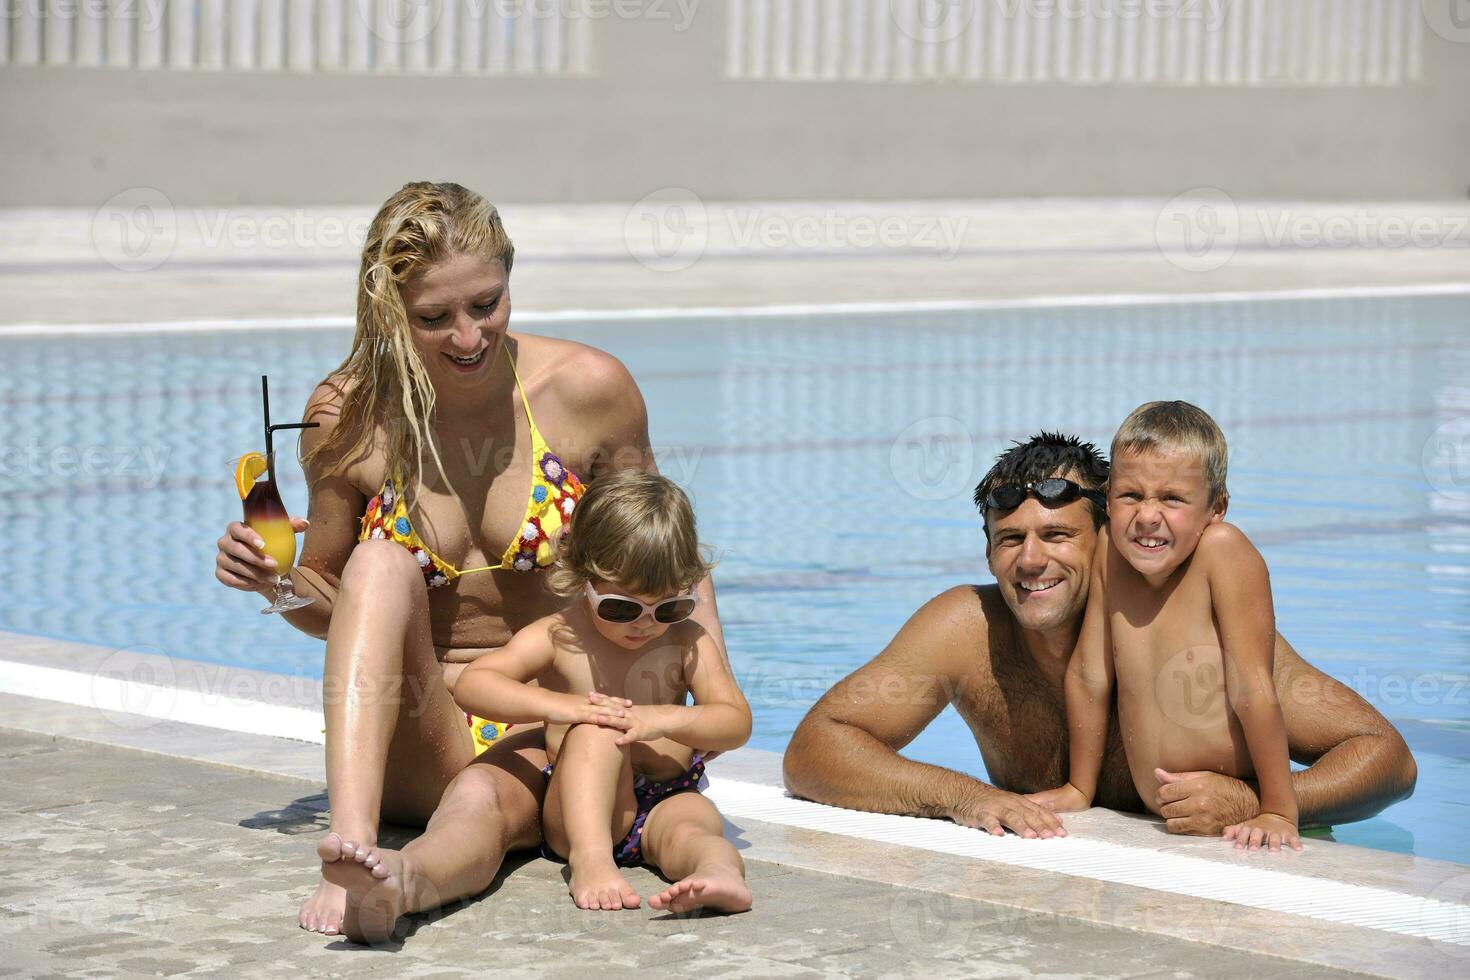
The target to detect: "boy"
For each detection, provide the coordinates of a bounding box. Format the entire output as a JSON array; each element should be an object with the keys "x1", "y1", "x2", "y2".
[{"x1": 1030, "y1": 401, "x2": 1301, "y2": 852}]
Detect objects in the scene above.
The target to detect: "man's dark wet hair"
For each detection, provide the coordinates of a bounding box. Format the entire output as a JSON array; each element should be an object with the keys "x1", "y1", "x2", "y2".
[{"x1": 972, "y1": 432, "x2": 1110, "y2": 537}]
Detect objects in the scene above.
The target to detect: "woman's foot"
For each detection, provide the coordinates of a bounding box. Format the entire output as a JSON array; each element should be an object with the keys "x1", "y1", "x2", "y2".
[
  {"x1": 301, "y1": 832, "x2": 370, "y2": 935},
  {"x1": 568, "y1": 853, "x2": 641, "y2": 911},
  {"x1": 648, "y1": 866, "x2": 752, "y2": 915},
  {"x1": 316, "y1": 832, "x2": 406, "y2": 944},
  {"x1": 298, "y1": 878, "x2": 347, "y2": 935}
]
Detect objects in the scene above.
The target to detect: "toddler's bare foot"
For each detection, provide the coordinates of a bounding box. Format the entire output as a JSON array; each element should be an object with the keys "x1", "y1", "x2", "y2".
[
  {"x1": 649, "y1": 866, "x2": 752, "y2": 915},
  {"x1": 568, "y1": 853, "x2": 641, "y2": 911},
  {"x1": 318, "y1": 834, "x2": 407, "y2": 944}
]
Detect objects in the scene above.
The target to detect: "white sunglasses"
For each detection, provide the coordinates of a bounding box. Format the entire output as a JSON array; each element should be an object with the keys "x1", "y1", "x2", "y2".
[{"x1": 583, "y1": 583, "x2": 699, "y2": 625}]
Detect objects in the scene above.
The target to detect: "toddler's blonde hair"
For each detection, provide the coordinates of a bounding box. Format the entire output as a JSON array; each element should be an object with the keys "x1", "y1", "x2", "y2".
[{"x1": 548, "y1": 470, "x2": 714, "y2": 598}]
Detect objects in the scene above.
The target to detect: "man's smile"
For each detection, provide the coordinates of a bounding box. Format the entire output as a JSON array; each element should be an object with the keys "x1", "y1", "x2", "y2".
[{"x1": 1017, "y1": 577, "x2": 1063, "y2": 594}]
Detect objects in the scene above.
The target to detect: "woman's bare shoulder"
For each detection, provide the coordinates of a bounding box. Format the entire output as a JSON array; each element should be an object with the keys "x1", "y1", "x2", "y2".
[
  {"x1": 302, "y1": 372, "x2": 381, "y2": 491},
  {"x1": 514, "y1": 333, "x2": 638, "y2": 408}
]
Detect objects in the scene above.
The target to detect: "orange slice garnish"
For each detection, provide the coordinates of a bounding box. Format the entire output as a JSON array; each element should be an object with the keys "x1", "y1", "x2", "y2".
[{"x1": 234, "y1": 452, "x2": 267, "y2": 499}]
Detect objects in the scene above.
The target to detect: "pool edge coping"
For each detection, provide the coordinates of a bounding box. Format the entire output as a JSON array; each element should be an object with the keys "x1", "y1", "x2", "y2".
[{"x1": 1, "y1": 280, "x2": 1468, "y2": 337}]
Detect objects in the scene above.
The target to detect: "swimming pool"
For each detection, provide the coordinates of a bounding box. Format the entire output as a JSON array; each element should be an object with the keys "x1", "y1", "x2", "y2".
[{"x1": 5, "y1": 294, "x2": 1468, "y2": 863}]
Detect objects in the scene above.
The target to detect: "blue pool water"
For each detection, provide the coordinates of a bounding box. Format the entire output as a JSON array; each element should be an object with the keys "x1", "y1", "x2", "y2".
[{"x1": 6, "y1": 296, "x2": 1469, "y2": 863}]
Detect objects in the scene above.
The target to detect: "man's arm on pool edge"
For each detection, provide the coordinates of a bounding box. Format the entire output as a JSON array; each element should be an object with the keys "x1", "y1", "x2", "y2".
[
  {"x1": 1155, "y1": 634, "x2": 1418, "y2": 835},
  {"x1": 783, "y1": 587, "x2": 1065, "y2": 839}
]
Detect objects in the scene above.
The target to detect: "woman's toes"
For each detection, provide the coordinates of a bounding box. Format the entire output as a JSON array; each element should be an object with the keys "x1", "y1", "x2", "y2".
[{"x1": 315, "y1": 832, "x2": 343, "y2": 863}]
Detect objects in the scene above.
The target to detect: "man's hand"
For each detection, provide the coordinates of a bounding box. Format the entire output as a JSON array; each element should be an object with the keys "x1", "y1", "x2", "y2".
[
  {"x1": 950, "y1": 788, "x2": 1068, "y2": 839},
  {"x1": 1154, "y1": 768, "x2": 1259, "y2": 836},
  {"x1": 1026, "y1": 783, "x2": 1091, "y2": 814}
]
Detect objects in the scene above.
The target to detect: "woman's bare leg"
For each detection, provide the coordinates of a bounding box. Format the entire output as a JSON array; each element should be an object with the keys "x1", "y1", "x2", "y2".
[
  {"x1": 643, "y1": 793, "x2": 752, "y2": 915},
  {"x1": 301, "y1": 540, "x2": 476, "y2": 934},
  {"x1": 541, "y1": 723, "x2": 640, "y2": 911},
  {"x1": 323, "y1": 725, "x2": 550, "y2": 943}
]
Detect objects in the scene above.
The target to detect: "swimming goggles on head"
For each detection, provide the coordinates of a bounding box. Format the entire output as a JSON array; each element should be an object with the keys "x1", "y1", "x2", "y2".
[
  {"x1": 981, "y1": 478, "x2": 1107, "y2": 515},
  {"x1": 584, "y1": 583, "x2": 699, "y2": 625}
]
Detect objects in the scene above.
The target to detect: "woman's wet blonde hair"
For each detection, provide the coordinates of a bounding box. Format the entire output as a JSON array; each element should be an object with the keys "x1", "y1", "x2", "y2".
[
  {"x1": 303, "y1": 181, "x2": 515, "y2": 496},
  {"x1": 547, "y1": 470, "x2": 714, "y2": 599},
  {"x1": 1111, "y1": 400, "x2": 1229, "y2": 504}
]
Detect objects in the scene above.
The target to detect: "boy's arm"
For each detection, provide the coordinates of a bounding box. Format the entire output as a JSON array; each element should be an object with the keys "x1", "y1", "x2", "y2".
[
  {"x1": 1060, "y1": 533, "x2": 1115, "y2": 804},
  {"x1": 1153, "y1": 634, "x2": 1416, "y2": 835},
  {"x1": 619, "y1": 629, "x2": 752, "y2": 752},
  {"x1": 1208, "y1": 525, "x2": 1300, "y2": 848},
  {"x1": 454, "y1": 622, "x2": 631, "y2": 728}
]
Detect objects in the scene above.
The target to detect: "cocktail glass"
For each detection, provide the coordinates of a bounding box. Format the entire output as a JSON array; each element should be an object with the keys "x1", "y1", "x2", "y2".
[
  {"x1": 242, "y1": 452, "x2": 313, "y2": 614},
  {"x1": 240, "y1": 375, "x2": 319, "y2": 615}
]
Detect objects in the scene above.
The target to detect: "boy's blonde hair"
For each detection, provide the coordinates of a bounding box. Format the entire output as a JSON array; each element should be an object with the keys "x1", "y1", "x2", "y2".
[
  {"x1": 548, "y1": 470, "x2": 714, "y2": 598},
  {"x1": 1111, "y1": 400, "x2": 1229, "y2": 504}
]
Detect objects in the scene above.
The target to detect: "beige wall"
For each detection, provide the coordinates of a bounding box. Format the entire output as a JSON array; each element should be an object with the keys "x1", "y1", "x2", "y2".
[{"x1": 3, "y1": 4, "x2": 1468, "y2": 206}]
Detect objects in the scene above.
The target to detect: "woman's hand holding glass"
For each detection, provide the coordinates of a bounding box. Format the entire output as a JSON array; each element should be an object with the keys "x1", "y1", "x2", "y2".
[{"x1": 215, "y1": 515, "x2": 310, "y2": 595}]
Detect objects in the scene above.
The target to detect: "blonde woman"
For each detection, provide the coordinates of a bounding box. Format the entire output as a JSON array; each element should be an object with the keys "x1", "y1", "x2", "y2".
[{"x1": 213, "y1": 182, "x2": 726, "y2": 942}]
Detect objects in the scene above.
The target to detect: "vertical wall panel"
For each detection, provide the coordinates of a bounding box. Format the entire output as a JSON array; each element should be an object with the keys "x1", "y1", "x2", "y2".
[
  {"x1": 287, "y1": 0, "x2": 313, "y2": 71},
  {"x1": 44, "y1": 0, "x2": 74, "y2": 65},
  {"x1": 110, "y1": 0, "x2": 138, "y2": 67},
  {"x1": 317, "y1": 0, "x2": 344, "y2": 70},
  {"x1": 258, "y1": 0, "x2": 284, "y2": 71},
  {"x1": 169, "y1": 0, "x2": 196, "y2": 68}
]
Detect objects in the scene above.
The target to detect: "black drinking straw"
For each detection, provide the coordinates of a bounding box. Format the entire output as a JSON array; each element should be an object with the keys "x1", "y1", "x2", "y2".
[
  {"x1": 261, "y1": 375, "x2": 319, "y2": 485},
  {"x1": 262, "y1": 375, "x2": 273, "y2": 459}
]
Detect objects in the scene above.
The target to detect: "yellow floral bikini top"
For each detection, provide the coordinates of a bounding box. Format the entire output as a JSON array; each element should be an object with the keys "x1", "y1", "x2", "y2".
[{"x1": 358, "y1": 348, "x2": 586, "y2": 591}]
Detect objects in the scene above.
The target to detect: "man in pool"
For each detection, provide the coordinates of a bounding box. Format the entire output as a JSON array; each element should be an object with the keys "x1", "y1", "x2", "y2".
[{"x1": 783, "y1": 432, "x2": 1417, "y2": 838}]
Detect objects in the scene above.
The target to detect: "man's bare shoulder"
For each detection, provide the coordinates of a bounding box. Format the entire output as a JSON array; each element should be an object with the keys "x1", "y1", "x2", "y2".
[
  {"x1": 922, "y1": 583, "x2": 993, "y2": 634},
  {"x1": 903, "y1": 584, "x2": 1008, "y2": 671}
]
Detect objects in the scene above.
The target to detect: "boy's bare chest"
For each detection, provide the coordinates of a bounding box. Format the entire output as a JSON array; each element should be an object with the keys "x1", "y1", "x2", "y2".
[{"x1": 1108, "y1": 570, "x2": 1221, "y2": 689}]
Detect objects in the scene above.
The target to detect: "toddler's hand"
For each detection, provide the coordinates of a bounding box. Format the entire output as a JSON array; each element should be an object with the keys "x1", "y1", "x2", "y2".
[
  {"x1": 613, "y1": 705, "x2": 666, "y2": 746},
  {"x1": 1222, "y1": 813, "x2": 1301, "y2": 853},
  {"x1": 1025, "y1": 783, "x2": 1092, "y2": 813},
  {"x1": 553, "y1": 692, "x2": 633, "y2": 729}
]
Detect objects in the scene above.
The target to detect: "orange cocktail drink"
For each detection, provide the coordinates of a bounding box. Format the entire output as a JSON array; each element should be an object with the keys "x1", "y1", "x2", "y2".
[{"x1": 235, "y1": 375, "x2": 319, "y2": 615}]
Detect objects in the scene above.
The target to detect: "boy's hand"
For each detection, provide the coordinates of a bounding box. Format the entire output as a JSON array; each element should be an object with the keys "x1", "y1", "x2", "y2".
[
  {"x1": 550, "y1": 692, "x2": 633, "y2": 730},
  {"x1": 1025, "y1": 783, "x2": 1092, "y2": 814},
  {"x1": 613, "y1": 705, "x2": 668, "y2": 746},
  {"x1": 1222, "y1": 812, "x2": 1302, "y2": 853},
  {"x1": 951, "y1": 787, "x2": 1067, "y2": 839}
]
